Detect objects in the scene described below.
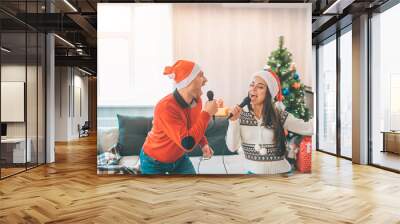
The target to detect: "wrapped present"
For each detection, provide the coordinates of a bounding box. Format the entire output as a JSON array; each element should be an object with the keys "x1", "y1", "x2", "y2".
[{"x1": 296, "y1": 136, "x2": 312, "y2": 173}]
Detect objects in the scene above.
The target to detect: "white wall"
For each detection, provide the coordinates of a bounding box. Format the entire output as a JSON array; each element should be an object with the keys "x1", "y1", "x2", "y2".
[
  {"x1": 55, "y1": 67, "x2": 68, "y2": 141},
  {"x1": 55, "y1": 67, "x2": 89, "y2": 141},
  {"x1": 1, "y1": 65, "x2": 40, "y2": 137},
  {"x1": 72, "y1": 73, "x2": 89, "y2": 138}
]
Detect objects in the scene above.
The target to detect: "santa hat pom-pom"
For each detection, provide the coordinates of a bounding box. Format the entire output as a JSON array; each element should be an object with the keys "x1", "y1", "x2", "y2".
[
  {"x1": 276, "y1": 93, "x2": 284, "y2": 102},
  {"x1": 168, "y1": 73, "x2": 175, "y2": 79},
  {"x1": 163, "y1": 66, "x2": 175, "y2": 79}
]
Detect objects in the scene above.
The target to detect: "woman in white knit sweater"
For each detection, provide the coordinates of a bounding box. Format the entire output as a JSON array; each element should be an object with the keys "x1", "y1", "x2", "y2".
[{"x1": 226, "y1": 70, "x2": 313, "y2": 174}]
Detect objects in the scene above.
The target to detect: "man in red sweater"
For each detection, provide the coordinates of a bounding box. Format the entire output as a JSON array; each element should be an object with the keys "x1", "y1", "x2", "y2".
[{"x1": 140, "y1": 60, "x2": 218, "y2": 174}]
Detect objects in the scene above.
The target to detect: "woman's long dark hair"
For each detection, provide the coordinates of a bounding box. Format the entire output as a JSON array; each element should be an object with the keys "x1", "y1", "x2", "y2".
[{"x1": 248, "y1": 89, "x2": 286, "y2": 156}]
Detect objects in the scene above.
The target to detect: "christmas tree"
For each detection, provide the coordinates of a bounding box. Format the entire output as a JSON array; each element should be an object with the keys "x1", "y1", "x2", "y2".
[
  {"x1": 266, "y1": 36, "x2": 311, "y2": 122},
  {"x1": 266, "y1": 36, "x2": 313, "y2": 172}
]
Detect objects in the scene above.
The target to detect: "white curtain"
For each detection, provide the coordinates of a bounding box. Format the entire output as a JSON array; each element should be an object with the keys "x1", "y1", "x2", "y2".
[
  {"x1": 98, "y1": 4, "x2": 173, "y2": 106},
  {"x1": 172, "y1": 3, "x2": 312, "y2": 107}
]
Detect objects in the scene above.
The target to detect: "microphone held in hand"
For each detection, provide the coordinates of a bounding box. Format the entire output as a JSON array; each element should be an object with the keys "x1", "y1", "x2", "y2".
[
  {"x1": 206, "y1": 90, "x2": 214, "y2": 101},
  {"x1": 227, "y1": 96, "x2": 251, "y2": 120},
  {"x1": 206, "y1": 90, "x2": 215, "y2": 121}
]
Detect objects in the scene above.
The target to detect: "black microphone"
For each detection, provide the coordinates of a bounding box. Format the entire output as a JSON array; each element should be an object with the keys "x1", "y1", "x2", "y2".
[
  {"x1": 206, "y1": 90, "x2": 215, "y2": 121},
  {"x1": 227, "y1": 96, "x2": 251, "y2": 120}
]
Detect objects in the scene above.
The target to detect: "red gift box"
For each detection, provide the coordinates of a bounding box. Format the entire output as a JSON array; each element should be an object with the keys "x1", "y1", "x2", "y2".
[{"x1": 296, "y1": 136, "x2": 312, "y2": 173}]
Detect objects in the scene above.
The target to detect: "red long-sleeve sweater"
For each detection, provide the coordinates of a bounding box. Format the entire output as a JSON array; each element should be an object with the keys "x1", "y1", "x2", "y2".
[{"x1": 143, "y1": 93, "x2": 210, "y2": 163}]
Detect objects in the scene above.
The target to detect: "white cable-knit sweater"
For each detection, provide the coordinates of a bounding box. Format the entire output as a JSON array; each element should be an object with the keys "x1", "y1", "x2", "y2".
[{"x1": 226, "y1": 106, "x2": 313, "y2": 174}]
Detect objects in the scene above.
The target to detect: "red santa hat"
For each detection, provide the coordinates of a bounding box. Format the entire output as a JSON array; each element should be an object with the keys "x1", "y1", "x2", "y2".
[
  {"x1": 163, "y1": 60, "x2": 202, "y2": 90},
  {"x1": 252, "y1": 69, "x2": 284, "y2": 102}
]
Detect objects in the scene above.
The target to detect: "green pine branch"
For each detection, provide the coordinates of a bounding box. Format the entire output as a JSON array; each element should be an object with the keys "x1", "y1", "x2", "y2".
[{"x1": 266, "y1": 36, "x2": 312, "y2": 122}]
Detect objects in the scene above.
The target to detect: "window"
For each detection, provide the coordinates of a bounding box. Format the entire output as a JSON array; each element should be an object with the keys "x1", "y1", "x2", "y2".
[
  {"x1": 340, "y1": 29, "x2": 352, "y2": 158},
  {"x1": 317, "y1": 37, "x2": 337, "y2": 154},
  {"x1": 371, "y1": 3, "x2": 400, "y2": 171},
  {"x1": 0, "y1": 1, "x2": 46, "y2": 179}
]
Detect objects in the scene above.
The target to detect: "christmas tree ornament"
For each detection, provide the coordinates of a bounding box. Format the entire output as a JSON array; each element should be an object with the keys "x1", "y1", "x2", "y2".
[
  {"x1": 292, "y1": 82, "x2": 301, "y2": 89},
  {"x1": 294, "y1": 73, "x2": 299, "y2": 80},
  {"x1": 282, "y1": 88, "x2": 290, "y2": 95}
]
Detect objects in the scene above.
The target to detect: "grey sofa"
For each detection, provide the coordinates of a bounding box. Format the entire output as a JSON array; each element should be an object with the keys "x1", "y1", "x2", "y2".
[{"x1": 97, "y1": 115, "x2": 247, "y2": 174}]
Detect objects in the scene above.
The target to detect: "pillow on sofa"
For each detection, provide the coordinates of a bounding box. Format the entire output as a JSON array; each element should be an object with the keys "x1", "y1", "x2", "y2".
[
  {"x1": 97, "y1": 127, "x2": 119, "y2": 154},
  {"x1": 187, "y1": 117, "x2": 237, "y2": 157},
  {"x1": 117, "y1": 114, "x2": 153, "y2": 156}
]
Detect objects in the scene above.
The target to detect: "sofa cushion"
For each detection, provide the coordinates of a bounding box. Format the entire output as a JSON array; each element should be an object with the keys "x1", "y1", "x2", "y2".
[
  {"x1": 117, "y1": 114, "x2": 153, "y2": 156},
  {"x1": 97, "y1": 127, "x2": 119, "y2": 154}
]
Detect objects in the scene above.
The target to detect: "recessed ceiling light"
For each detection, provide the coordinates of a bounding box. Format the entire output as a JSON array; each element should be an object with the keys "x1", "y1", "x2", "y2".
[
  {"x1": 78, "y1": 67, "x2": 93, "y2": 76},
  {"x1": 1, "y1": 47, "x2": 11, "y2": 53},
  {"x1": 322, "y1": 0, "x2": 354, "y2": 15},
  {"x1": 54, "y1": 34, "x2": 75, "y2": 48},
  {"x1": 63, "y1": 0, "x2": 78, "y2": 12}
]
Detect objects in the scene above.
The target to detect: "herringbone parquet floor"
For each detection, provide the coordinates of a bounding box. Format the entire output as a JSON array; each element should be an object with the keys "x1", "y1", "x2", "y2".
[{"x1": 1, "y1": 135, "x2": 400, "y2": 224}]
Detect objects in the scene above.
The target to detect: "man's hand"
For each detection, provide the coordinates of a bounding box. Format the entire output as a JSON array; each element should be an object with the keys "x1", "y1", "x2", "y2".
[
  {"x1": 204, "y1": 100, "x2": 218, "y2": 116},
  {"x1": 201, "y1": 144, "x2": 214, "y2": 159}
]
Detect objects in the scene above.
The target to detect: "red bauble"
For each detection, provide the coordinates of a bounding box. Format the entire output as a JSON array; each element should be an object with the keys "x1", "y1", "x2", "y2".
[{"x1": 292, "y1": 82, "x2": 300, "y2": 89}]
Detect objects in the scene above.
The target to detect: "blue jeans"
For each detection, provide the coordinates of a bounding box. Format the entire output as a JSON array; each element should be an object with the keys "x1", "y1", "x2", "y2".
[{"x1": 139, "y1": 149, "x2": 196, "y2": 175}]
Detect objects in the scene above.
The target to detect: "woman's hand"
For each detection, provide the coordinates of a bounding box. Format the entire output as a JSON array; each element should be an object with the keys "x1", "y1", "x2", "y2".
[
  {"x1": 201, "y1": 144, "x2": 214, "y2": 159},
  {"x1": 228, "y1": 105, "x2": 242, "y2": 121}
]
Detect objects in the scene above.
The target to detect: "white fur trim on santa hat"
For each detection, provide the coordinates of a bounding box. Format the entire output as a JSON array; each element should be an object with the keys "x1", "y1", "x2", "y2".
[
  {"x1": 168, "y1": 73, "x2": 175, "y2": 79},
  {"x1": 252, "y1": 70, "x2": 280, "y2": 99},
  {"x1": 174, "y1": 63, "x2": 201, "y2": 90}
]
